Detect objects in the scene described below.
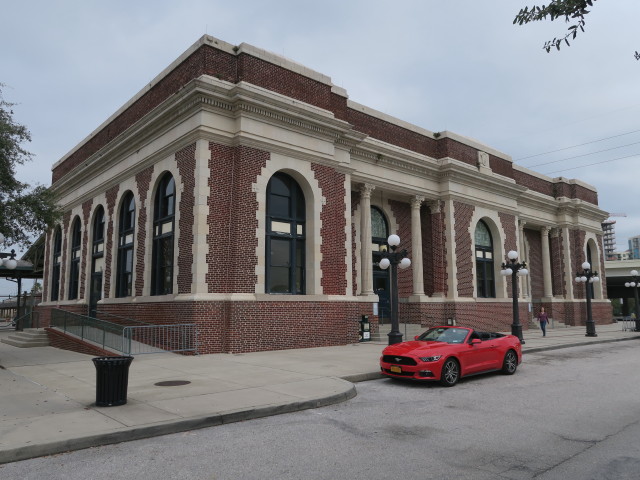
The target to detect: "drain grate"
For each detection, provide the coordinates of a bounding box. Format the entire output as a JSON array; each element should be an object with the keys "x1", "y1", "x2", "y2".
[{"x1": 154, "y1": 380, "x2": 191, "y2": 387}]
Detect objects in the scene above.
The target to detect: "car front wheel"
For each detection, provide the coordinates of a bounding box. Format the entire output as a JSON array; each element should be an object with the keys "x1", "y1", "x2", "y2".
[
  {"x1": 502, "y1": 350, "x2": 518, "y2": 375},
  {"x1": 439, "y1": 358, "x2": 460, "y2": 387}
]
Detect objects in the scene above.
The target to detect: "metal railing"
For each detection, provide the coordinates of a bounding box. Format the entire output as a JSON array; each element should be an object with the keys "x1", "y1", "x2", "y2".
[
  {"x1": 122, "y1": 324, "x2": 198, "y2": 355},
  {"x1": 14, "y1": 311, "x2": 41, "y2": 330},
  {"x1": 50, "y1": 309, "x2": 198, "y2": 355}
]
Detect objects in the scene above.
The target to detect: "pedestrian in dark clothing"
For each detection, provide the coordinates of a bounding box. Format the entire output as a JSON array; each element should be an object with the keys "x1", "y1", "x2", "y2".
[{"x1": 538, "y1": 307, "x2": 549, "y2": 336}]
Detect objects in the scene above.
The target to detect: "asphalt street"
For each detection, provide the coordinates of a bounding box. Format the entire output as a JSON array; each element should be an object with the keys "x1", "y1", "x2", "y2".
[{"x1": 2, "y1": 341, "x2": 639, "y2": 480}]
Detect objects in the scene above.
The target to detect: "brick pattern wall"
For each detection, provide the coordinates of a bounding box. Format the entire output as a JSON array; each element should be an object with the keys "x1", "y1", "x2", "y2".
[
  {"x1": 134, "y1": 166, "x2": 153, "y2": 297},
  {"x1": 42, "y1": 301, "x2": 370, "y2": 354},
  {"x1": 46, "y1": 328, "x2": 112, "y2": 356},
  {"x1": 489, "y1": 154, "x2": 514, "y2": 178},
  {"x1": 59, "y1": 211, "x2": 71, "y2": 300},
  {"x1": 80, "y1": 200, "x2": 93, "y2": 299},
  {"x1": 312, "y1": 163, "x2": 347, "y2": 295},
  {"x1": 104, "y1": 185, "x2": 119, "y2": 299},
  {"x1": 498, "y1": 212, "x2": 518, "y2": 297},
  {"x1": 513, "y1": 170, "x2": 554, "y2": 197},
  {"x1": 51, "y1": 41, "x2": 600, "y2": 207},
  {"x1": 350, "y1": 190, "x2": 360, "y2": 296},
  {"x1": 347, "y1": 108, "x2": 438, "y2": 158},
  {"x1": 176, "y1": 144, "x2": 196, "y2": 295},
  {"x1": 431, "y1": 201, "x2": 448, "y2": 296},
  {"x1": 571, "y1": 229, "x2": 587, "y2": 300},
  {"x1": 550, "y1": 230, "x2": 566, "y2": 297},
  {"x1": 389, "y1": 200, "x2": 413, "y2": 297},
  {"x1": 525, "y1": 229, "x2": 544, "y2": 300},
  {"x1": 454, "y1": 201, "x2": 474, "y2": 297}
]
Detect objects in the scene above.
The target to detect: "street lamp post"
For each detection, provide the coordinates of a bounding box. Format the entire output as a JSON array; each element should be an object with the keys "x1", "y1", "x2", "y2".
[
  {"x1": 378, "y1": 234, "x2": 411, "y2": 345},
  {"x1": 0, "y1": 234, "x2": 18, "y2": 271},
  {"x1": 575, "y1": 261, "x2": 599, "y2": 337},
  {"x1": 500, "y1": 250, "x2": 528, "y2": 344},
  {"x1": 624, "y1": 269, "x2": 640, "y2": 332}
]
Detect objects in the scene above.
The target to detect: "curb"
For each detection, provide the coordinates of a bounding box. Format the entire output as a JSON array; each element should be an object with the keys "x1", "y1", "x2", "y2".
[
  {"x1": 0, "y1": 382, "x2": 357, "y2": 465},
  {"x1": 522, "y1": 335, "x2": 640, "y2": 354}
]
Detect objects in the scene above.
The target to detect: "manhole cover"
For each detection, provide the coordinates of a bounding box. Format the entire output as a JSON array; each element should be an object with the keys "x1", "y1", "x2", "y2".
[{"x1": 154, "y1": 380, "x2": 191, "y2": 387}]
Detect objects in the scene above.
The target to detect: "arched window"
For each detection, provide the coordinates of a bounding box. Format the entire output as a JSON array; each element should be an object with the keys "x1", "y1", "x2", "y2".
[
  {"x1": 68, "y1": 217, "x2": 82, "y2": 300},
  {"x1": 371, "y1": 206, "x2": 390, "y2": 317},
  {"x1": 151, "y1": 173, "x2": 175, "y2": 296},
  {"x1": 51, "y1": 226, "x2": 62, "y2": 301},
  {"x1": 89, "y1": 207, "x2": 105, "y2": 316},
  {"x1": 475, "y1": 220, "x2": 495, "y2": 298},
  {"x1": 266, "y1": 172, "x2": 305, "y2": 294},
  {"x1": 116, "y1": 192, "x2": 135, "y2": 298}
]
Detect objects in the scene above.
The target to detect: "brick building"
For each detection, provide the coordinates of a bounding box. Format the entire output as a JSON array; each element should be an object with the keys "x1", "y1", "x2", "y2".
[{"x1": 39, "y1": 35, "x2": 611, "y2": 353}]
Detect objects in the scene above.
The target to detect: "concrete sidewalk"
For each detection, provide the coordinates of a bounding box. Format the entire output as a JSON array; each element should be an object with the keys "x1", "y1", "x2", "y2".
[{"x1": 1, "y1": 321, "x2": 638, "y2": 464}]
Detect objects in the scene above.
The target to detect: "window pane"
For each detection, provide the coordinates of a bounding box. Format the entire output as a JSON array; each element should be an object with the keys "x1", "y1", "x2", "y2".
[
  {"x1": 475, "y1": 222, "x2": 492, "y2": 247},
  {"x1": 271, "y1": 221, "x2": 291, "y2": 234},
  {"x1": 371, "y1": 207, "x2": 388, "y2": 239},
  {"x1": 269, "y1": 175, "x2": 290, "y2": 196},
  {"x1": 270, "y1": 267, "x2": 290, "y2": 293},
  {"x1": 270, "y1": 239, "x2": 290, "y2": 267},
  {"x1": 269, "y1": 196, "x2": 289, "y2": 217}
]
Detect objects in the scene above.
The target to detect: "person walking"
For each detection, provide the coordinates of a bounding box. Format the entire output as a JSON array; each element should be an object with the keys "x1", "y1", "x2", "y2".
[{"x1": 537, "y1": 306, "x2": 549, "y2": 337}]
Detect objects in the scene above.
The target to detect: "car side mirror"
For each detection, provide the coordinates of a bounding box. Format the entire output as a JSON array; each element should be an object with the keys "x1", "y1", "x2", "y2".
[
  {"x1": 470, "y1": 338, "x2": 482, "y2": 345},
  {"x1": 414, "y1": 335, "x2": 420, "y2": 341}
]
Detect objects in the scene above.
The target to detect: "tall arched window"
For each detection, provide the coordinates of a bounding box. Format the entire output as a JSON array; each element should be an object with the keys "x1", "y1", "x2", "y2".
[
  {"x1": 151, "y1": 173, "x2": 175, "y2": 296},
  {"x1": 266, "y1": 172, "x2": 305, "y2": 294},
  {"x1": 51, "y1": 226, "x2": 62, "y2": 301},
  {"x1": 68, "y1": 217, "x2": 82, "y2": 300},
  {"x1": 371, "y1": 206, "x2": 390, "y2": 318},
  {"x1": 89, "y1": 207, "x2": 105, "y2": 316},
  {"x1": 116, "y1": 192, "x2": 135, "y2": 298},
  {"x1": 475, "y1": 220, "x2": 495, "y2": 298}
]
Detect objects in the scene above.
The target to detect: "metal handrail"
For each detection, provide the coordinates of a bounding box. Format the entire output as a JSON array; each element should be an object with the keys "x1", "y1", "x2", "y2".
[
  {"x1": 50, "y1": 308, "x2": 197, "y2": 355},
  {"x1": 14, "y1": 311, "x2": 40, "y2": 331}
]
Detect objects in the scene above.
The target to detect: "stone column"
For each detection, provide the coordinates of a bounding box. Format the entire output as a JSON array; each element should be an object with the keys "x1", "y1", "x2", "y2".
[
  {"x1": 541, "y1": 226, "x2": 553, "y2": 299},
  {"x1": 411, "y1": 195, "x2": 426, "y2": 296},
  {"x1": 360, "y1": 184, "x2": 375, "y2": 295}
]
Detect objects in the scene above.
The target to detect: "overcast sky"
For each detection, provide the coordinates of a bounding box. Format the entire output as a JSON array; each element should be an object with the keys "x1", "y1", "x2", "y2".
[{"x1": 2, "y1": 0, "x2": 638, "y2": 296}]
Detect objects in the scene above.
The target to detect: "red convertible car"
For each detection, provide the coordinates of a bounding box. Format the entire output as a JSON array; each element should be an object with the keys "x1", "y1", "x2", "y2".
[{"x1": 380, "y1": 326, "x2": 522, "y2": 386}]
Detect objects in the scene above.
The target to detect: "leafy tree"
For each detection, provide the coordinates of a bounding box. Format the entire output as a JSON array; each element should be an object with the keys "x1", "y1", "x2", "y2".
[
  {"x1": 515, "y1": 1, "x2": 638, "y2": 60},
  {"x1": 0, "y1": 84, "x2": 60, "y2": 248},
  {"x1": 513, "y1": 0, "x2": 597, "y2": 53}
]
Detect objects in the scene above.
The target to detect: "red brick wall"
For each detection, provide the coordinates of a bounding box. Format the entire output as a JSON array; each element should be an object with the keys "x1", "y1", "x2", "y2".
[
  {"x1": 550, "y1": 230, "x2": 566, "y2": 297},
  {"x1": 514, "y1": 170, "x2": 554, "y2": 197},
  {"x1": 104, "y1": 185, "x2": 120, "y2": 299},
  {"x1": 134, "y1": 167, "x2": 153, "y2": 297},
  {"x1": 59, "y1": 211, "x2": 71, "y2": 301},
  {"x1": 389, "y1": 200, "x2": 413, "y2": 297},
  {"x1": 350, "y1": 190, "x2": 360, "y2": 296},
  {"x1": 525, "y1": 229, "x2": 544, "y2": 300},
  {"x1": 498, "y1": 212, "x2": 517, "y2": 297},
  {"x1": 454, "y1": 201, "x2": 474, "y2": 297},
  {"x1": 571, "y1": 229, "x2": 587, "y2": 300},
  {"x1": 206, "y1": 144, "x2": 267, "y2": 293},
  {"x1": 46, "y1": 328, "x2": 112, "y2": 356},
  {"x1": 43, "y1": 301, "x2": 371, "y2": 354},
  {"x1": 176, "y1": 144, "x2": 196, "y2": 294},
  {"x1": 312, "y1": 163, "x2": 347, "y2": 295}
]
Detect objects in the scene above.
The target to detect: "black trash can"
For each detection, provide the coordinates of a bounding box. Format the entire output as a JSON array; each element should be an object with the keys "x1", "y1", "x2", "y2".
[{"x1": 92, "y1": 356, "x2": 134, "y2": 407}]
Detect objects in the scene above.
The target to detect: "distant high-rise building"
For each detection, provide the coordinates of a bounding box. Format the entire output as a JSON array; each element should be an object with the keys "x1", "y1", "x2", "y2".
[
  {"x1": 602, "y1": 220, "x2": 617, "y2": 260},
  {"x1": 629, "y1": 235, "x2": 640, "y2": 259}
]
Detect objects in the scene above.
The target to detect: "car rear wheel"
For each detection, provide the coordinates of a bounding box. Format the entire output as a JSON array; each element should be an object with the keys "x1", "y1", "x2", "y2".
[
  {"x1": 502, "y1": 350, "x2": 518, "y2": 375},
  {"x1": 439, "y1": 358, "x2": 459, "y2": 387}
]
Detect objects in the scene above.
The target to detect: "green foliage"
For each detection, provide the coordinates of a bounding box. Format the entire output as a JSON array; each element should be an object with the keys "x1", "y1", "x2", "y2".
[
  {"x1": 0, "y1": 84, "x2": 61, "y2": 248},
  {"x1": 514, "y1": 0, "x2": 596, "y2": 52}
]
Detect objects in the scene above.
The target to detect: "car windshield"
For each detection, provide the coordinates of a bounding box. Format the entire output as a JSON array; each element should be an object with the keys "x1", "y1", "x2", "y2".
[{"x1": 418, "y1": 327, "x2": 469, "y2": 344}]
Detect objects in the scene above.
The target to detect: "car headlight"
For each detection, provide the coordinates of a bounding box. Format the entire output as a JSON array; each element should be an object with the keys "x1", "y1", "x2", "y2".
[{"x1": 419, "y1": 355, "x2": 442, "y2": 362}]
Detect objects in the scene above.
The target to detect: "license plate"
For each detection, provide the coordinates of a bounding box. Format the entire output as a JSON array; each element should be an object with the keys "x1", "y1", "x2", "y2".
[{"x1": 390, "y1": 366, "x2": 402, "y2": 373}]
